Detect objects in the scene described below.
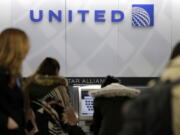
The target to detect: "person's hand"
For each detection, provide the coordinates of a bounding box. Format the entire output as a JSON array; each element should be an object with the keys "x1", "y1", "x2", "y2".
[
  {"x1": 7, "y1": 117, "x2": 19, "y2": 130},
  {"x1": 26, "y1": 128, "x2": 37, "y2": 135},
  {"x1": 63, "y1": 107, "x2": 78, "y2": 126},
  {"x1": 47, "y1": 101, "x2": 63, "y2": 107}
]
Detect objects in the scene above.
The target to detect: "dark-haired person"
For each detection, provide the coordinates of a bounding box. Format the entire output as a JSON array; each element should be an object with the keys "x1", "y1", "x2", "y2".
[
  {"x1": 25, "y1": 57, "x2": 78, "y2": 135},
  {"x1": 119, "y1": 43, "x2": 180, "y2": 135},
  {"x1": 90, "y1": 76, "x2": 140, "y2": 135},
  {"x1": 0, "y1": 28, "x2": 30, "y2": 135},
  {"x1": 170, "y1": 42, "x2": 180, "y2": 59}
]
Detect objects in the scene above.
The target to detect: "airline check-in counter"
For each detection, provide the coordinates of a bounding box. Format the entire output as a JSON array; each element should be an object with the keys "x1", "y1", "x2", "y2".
[{"x1": 68, "y1": 78, "x2": 153, "y2": 134}]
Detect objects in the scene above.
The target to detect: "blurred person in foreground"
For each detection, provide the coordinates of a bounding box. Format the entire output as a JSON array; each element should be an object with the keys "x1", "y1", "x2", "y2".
[
  {"x1": 90, "y1": 76, "x2": 140, "y2": 135},
  {"x1": 24, "y1": 57, "x2": 85, "y2": 135},
  {"x1": 119, "y1": 42, "x2": 180, "y2": 135},
  {"x1": 0, "y1": 28, "x2": 30, "y2": 135}
]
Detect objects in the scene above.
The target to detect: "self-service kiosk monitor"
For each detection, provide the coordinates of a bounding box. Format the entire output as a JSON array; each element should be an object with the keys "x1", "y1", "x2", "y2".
[{"x1": 78, "y1": 85, "x2": 101, "y2": 120}]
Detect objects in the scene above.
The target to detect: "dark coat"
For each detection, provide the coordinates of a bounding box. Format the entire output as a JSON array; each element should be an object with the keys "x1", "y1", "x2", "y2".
[
  {"x1": 119, "y1": 80, "x2": 180, "y2": 135},
  {"x1": 90, "y1": 83, "x2": 140, "y2": 135},
  {"x1": 119, "y1": 56, "x2": 180, "y2": 135},
  {"x1": 0, "y1": 67, "x2": 26, "y2": 135},
  {"x1": 93, "y1": 97, "x2": 130, "y2": 135}
]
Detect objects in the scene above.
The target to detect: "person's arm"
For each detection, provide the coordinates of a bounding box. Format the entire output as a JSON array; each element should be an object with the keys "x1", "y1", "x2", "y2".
[
  {"x1": 49, "y1": 86, "x2": 70, "y2": 107},
  {"x1": 58, "y1": 86, "x2": 78, "y2": 125},
  {"x1": 48, "y1": 86, "x2": 78, "y2": 125}
]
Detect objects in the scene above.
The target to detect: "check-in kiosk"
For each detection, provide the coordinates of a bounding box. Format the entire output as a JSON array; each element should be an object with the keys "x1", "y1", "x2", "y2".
[
  {"x1": 70, "y1": 85, "x2": 101, "y2": 133},
  {"x1": 78, "y1": 85, "x2": 101, "y2": 120}
]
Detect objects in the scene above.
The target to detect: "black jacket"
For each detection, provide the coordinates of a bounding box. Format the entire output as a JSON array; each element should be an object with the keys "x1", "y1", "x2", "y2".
[
  {"x1": 119, "y1": 80, "x2": 180, "y2": 135},
  {"x1": 90, "y1": 83, "x2": 140, "y2": 135},
  {"x1": 93, "y1": 97, "x2": 130, "y2": 135},
  {"x1": 0, "y1": 67, "x2": 26, "y2": 135}
]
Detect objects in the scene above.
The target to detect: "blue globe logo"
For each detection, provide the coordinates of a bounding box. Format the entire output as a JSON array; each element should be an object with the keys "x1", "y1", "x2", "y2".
[{"x1": 132, "y1": 7, "x2": 151, "y2": 27}]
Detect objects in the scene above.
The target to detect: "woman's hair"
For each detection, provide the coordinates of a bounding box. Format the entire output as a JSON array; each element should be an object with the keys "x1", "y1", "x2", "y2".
[
  {"x1": 0, "y1": 28, "x2": 29, "y2": 76},
  {"x1": 36, "y1": 57, "x2": 60, "y2": 76},
  {"x1": 101, "y1": 75, "x2": 120, "y2": 88}
]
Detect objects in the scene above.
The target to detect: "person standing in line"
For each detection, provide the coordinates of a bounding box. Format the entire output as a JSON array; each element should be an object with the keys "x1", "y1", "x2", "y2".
[
  {"x1": 0, "y1": 28, "x2": 30, "y2": 135},
  {"x1": 119, "y1": 43, "x2": 180, "y2": 135},
  {"x1": 24, "y1": 57, "x2": 80, "y2": 135},
  {"x1": 90, "y1": 76, "x2": 140, "y2": 135}
]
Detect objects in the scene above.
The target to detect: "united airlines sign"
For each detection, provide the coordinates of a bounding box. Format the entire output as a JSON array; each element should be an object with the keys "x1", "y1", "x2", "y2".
[{"x1": 30, "y1": 4, "x2": 154, "y2": 27}]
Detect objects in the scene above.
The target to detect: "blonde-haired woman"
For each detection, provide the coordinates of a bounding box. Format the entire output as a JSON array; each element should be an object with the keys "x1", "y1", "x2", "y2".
[{"x1": 0, "y1": 28, "x2": 30, "y2": 135}]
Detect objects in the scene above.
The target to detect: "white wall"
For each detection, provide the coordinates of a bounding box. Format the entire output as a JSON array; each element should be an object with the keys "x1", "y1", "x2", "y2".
[
  {"x1": 0, "y1": 0, "x2": 177, "y2": 77},
  {"x1": 172, "y1": 0, "x2": 180, "y2": 46}
]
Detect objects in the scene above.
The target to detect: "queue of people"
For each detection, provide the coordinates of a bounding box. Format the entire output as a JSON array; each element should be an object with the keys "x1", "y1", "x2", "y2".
[
  {"x1": 0, "y1": 27, "x2": 179, "y2": 135},
  {"x1": 0, "y1": 28, "x2": 84, "y2": 135}
]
